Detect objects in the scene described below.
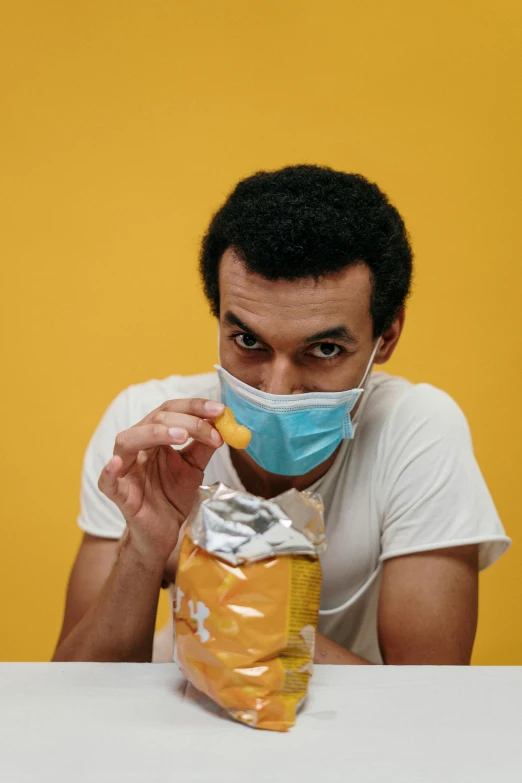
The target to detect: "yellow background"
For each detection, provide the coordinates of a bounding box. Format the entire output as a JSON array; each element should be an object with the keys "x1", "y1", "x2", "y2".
[{"x1": 1, "y1": 0, "x2": 520, "y2": 663}]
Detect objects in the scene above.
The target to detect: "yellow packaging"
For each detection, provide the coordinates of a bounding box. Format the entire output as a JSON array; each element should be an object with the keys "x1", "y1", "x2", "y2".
[{"x1": 174, "y1": 483, "x2": 325, "y2": 732}]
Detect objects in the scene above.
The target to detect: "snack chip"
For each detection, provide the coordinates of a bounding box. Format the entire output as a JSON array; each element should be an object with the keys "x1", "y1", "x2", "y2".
[
  {"x1": 213, "y1": 406, "x2": 251, "y2": 449},
  {"x1": 174, "y1": 482, "x2": 326, "y2": 732}
]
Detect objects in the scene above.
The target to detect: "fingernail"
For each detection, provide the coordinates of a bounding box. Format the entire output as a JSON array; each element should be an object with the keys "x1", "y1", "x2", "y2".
[
  {"x1": 105, "y1": 458, "x2": 114, "y2": 473},
  {"x1": 169, "y1": 427, "x2": 187, "y2": 441},
  {"x1": 211, "y1": 428, "x2": 222, "y2": 444},
  {"x1": 205, "y1": 401, "x2": 225, "y2": 415}
]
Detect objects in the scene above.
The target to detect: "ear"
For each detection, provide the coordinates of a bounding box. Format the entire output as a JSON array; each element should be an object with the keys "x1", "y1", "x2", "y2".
[{"x1": 374, "y1": 309, "x2": 405, "y2": 365}]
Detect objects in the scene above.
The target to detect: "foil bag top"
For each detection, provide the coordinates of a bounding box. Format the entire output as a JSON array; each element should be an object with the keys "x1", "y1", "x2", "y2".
[{"x1": 184, "y1": 482, "x2": 326, "y2": 566}]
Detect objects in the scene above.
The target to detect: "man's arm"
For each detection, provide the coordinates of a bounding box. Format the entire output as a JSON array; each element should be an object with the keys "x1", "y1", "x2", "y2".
[
  {"x1": 314, "y1": 544, "x2": 478, "y2": 665},
  {"x1": 378, "y1": 544, "x2": 478, "y2": 664},
  {"x1": 53, "y1": 532, "x2": 179, "y2": 662},
  {"x1": 54, "y1": 397, "x2": 225, "y2": 662},
  {"x1": 53, "y1": 532, "x2": 163, "y2": 662},
  {"x1": 53, "y1": 533, "x2": 119, "y2": 657},
  {"x1": 314, "y1": 634, "x2": 372, "y2": 664}
]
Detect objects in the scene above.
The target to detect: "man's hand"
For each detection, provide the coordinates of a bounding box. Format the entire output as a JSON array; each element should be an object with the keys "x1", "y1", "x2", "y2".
[
  {"x1": 98, "y1": 398, "x2": 225, "y2": 569},
  {"x1": 53, "y1": 397, "x2": 225, "y2": 662}
]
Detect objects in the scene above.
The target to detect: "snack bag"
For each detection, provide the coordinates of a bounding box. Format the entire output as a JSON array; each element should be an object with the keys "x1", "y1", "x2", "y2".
[{"x1": 174, "y1": 482, "x2": 326, "y2": 732}]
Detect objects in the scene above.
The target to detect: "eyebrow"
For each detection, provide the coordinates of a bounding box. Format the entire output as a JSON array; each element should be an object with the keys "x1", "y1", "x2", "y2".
[
  {"x1": 224, "y1": 311, "x2": 265, "y2": 342},
  {"x1": 223, "y1": 310, "x2": 358, "y2": 346},
  {"x1": 304, "y1": 325, "x2": 358, "y2": 345}
]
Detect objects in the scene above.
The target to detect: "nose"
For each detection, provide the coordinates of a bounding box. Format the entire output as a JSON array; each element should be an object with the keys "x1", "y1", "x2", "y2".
[{"x1": 261, "y1": 357, "x2": 304, "y2": 395}]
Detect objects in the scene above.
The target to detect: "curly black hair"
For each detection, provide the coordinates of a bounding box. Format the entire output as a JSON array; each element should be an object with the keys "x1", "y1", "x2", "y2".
[{"x1": 199, "y1": 164, "x2": 413, "y2": 337}]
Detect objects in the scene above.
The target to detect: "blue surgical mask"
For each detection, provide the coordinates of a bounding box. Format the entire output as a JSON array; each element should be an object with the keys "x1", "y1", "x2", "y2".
[{"x1": 215, "y1": 339, "x2": 380, "y2": 476}]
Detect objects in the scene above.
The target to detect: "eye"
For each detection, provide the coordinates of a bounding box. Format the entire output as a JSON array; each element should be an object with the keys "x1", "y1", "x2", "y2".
[
  {"x1": 234, "y1": 333, "x2": 264, "y2": 351},
  {"x1": 309, "y1": 343, "x2": 343, "y2": 359}
]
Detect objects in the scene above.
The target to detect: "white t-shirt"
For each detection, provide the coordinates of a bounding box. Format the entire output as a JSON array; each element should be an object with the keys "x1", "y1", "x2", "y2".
[{"x1": 78, "y1": 370, "x2": 510, "y2": 664}]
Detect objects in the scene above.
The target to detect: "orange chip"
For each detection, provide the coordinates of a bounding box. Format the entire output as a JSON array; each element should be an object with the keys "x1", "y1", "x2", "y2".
[{"x1": 213, "y1": 406, "x2": 251, "y2": 449}]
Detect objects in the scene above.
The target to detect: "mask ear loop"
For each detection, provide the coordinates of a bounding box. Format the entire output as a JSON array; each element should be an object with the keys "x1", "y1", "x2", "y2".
[
  {"x1": 319, "y1": 564, "x2": 382, "y2": 616},
  {"x1": 348, "y1": 337, "x2": 382, "y2": 434},
  {"x1": 357, "y1": 337, "x2": 382, "y2": 390}
]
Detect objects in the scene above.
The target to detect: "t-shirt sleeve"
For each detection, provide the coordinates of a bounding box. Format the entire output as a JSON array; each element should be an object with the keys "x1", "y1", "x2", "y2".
[
  {"x1": 77, "y1": 388, "x2": 131, "y2": 539},
  {"x1": 377, "y1": 384, "x2": 510, "y2": 571}
]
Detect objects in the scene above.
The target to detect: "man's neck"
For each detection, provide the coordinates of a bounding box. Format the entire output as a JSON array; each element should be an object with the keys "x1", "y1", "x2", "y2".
[{"x1": 229, "y1": 445, "x2": 341, "y2": 499}]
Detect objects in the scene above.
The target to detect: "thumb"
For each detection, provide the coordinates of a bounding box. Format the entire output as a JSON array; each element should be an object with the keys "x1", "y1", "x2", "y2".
[{"x1": 168, "y1": 439, "x2": 220, "y2": 474}]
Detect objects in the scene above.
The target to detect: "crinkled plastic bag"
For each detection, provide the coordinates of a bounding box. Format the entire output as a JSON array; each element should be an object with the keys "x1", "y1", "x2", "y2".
[{"x1": 174, "y1": 482, "x2": 326, "y2": 732}]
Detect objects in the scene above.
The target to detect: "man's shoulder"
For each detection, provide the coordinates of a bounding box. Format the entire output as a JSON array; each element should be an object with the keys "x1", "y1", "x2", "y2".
[
  {"x1": 114, "y1": 371, "x2": 220, "y2": 423},
  {"x1": 364, "y1": 372, "x2": 470, "y2": 442}
]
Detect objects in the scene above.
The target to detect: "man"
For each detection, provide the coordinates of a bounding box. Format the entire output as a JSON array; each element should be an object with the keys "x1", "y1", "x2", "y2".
[{"x1": 53, "y1": 165, "x2": 509, "y2": 665}]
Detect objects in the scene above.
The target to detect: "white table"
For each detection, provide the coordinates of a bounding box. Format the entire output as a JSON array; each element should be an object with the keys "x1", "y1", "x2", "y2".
[{"x1": 1, "y1": 664, "x2": 521, "y2": 782}]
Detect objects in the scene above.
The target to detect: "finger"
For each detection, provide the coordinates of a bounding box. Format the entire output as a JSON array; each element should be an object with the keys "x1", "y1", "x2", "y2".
[
  {"x1": 171, "y1": 439, "x2": 217, "y2": 473},
  {"x1": 139, "y1": 398, "x2": 224, "y2": 426},
  {"x1": 113, "y1": 424, "x2": 190, "y2": 471},
  {"x1": 98, "y1": 455, "x2": 127, "y2": 503},
  {"x1": 150, "y1": 412, "x2": 224, "y2": 449}
]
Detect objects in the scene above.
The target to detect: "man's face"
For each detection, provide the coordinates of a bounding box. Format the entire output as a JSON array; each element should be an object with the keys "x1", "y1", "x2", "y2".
[{"x1": 218, "y1": 248, "x2": 382, "y2": 394}]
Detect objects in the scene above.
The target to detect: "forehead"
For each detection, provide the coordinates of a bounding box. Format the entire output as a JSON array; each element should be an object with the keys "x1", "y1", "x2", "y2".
[{"x1": 218, "y1": 249, "x2": 373, "y2": 335}]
